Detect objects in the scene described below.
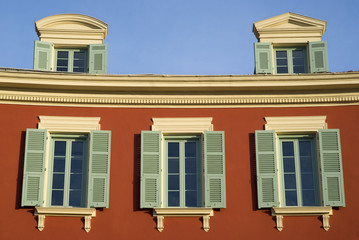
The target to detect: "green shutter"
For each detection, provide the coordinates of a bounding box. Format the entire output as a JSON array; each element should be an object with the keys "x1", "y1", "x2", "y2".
[
  {"x1": 254, "y1": 42, "x2": 273, "y2": 74},
  {"x1": 88, "y1": 130, "x2": 111, "y2": 208},
  {"x1": 140, "y1": 131, "x2": 161, "y2": 208},
  {"x1": 89, "y1": 44, "x2": 107, "y2": 74},
  {"x1": 21, "y1": 129, "x2": 47, "y2": 206},
  {"x1": 255, "y1": 130, "x2": 278, "y2": 208},
  {"x1": 309, "y1": 41, "x2": 329, "y2": 73},
  {"x1": 319, "y1": 129, "x2": 345, "y2": 207},
  {"x1": 33, "y1": 41, "x2": 53, "y2": 71},
  {"x1": 204, "y1": 131, "x2": 226, "y2": 208}
]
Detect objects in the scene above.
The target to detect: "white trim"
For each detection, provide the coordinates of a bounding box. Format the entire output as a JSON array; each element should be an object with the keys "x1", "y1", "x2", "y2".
[
  {"x1": 265, "y1": 116, "x2": 327, "y2": 133},
  {"x1": 153, "y1": 208, "x2": 214, "y2": 232},
  {"x1": 271, "y1": 207, "x2": 333, "y2": 231},
  {"x1": 38, "y1": 116, "x2": 101, "y2": 133},
  {"x1": 35, "y1": 207, "x2": 96, "y2": 232},
  {"x1": 152, "y1": 117, "x2": 213, "y2": 133}
]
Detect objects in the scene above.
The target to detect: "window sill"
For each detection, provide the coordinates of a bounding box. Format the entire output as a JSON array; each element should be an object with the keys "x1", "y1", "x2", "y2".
[
  {"x1": 35, "y1": 207, "x2": 96, "y2": 232},
  {"x1": 271, "y1": 207, "x2": 333, "y2": 231},
  {"x1": 153, "y1": 208, "x2": 214, "y2": 232}
]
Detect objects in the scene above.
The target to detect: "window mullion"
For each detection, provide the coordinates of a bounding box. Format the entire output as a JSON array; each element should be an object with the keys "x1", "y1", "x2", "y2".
[
  {"x1": 63, "y1": 140, "x2": 72, "y2": 207},
  {"x1": 288, "y1": 50, "x2": 294, "y2": 74},
  {"x1": 180, "y1": 141, "x2": 185, "y2": 207},
  {"x1": 69, "y1": 50, "x2": 74, "y2": 72},
  {"x1": 294, "y1": 139, "x2": 303, "y2": 206}
]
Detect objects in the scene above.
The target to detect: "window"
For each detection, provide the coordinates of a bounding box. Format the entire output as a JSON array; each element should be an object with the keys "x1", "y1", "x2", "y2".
[
  {"x1": 275, "y1": 48, "x2": 307, "y2": 74},
  {"x1": 165, "y1": 136, "x2": 201, "y2": 207},
  {"x1": 254, "y1": 41, "x2": 328, "y2": 74},
  {"x1": 49, "y1": 135, "x2": 88, "y2": 207},
  {"x1": 140, "y1": 118, "x2": 226, "y2": 232},
  {"x1": 21, "y1": 116, "x2": 111, "y2": 232},
  {"x1": 55, "y1": 49, "x2": 87, "y2": 72},
  {"x1": 279, "y1": 135, "x2": 319, "y2": 206}
]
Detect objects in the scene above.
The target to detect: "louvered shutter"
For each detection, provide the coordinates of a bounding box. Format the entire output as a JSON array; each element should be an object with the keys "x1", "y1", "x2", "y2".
[
  {"x1": 88, "y1": 130, "x2": 111, "y2": 208},
  {"x1": 254, "y1": 42, "x2": 273, "y2": 74},
  {"x1": 140, "y1": 131, "x2": 161, "y2": 208},
  {"x1": 255, "y1": 130, "x2": 278, "y2": 208},
  {"x1": 309, "y1": 41, "x2": 329, "y2": 73},
  {"x1": 21, "y1": 129, "x2": 47, "y2": 206},
  {"x1": 204, "y1": 131, "x2": 226, "y2": 208},
  {"x1": 318, "y1": 129, "x2": 345, "y2": 207},
  {"x1": 89, "y1": 44, "x2": 107, "y2": 74},
  {"x1": 33, "y1": 41, "x2": 53, "y2": 71}
]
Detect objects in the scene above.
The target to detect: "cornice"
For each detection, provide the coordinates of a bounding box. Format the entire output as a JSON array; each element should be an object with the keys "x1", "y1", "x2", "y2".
[{"x1": 1, "y1": 69, "x2": 359, "y2": 108}]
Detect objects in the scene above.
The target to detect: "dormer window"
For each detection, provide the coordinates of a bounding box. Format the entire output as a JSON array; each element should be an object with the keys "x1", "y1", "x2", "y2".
[
  {"x1": 33, "y1": 14, "x2": 108, "y2": 74},
  {"x1": 253, "y1": 13, "x2": 328, "y2": 74}
]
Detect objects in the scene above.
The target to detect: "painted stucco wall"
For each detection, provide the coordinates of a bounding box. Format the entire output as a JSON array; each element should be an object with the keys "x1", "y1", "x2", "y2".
[{"x1": 1, "y1": 104, "x2": 358, "y2": 239}]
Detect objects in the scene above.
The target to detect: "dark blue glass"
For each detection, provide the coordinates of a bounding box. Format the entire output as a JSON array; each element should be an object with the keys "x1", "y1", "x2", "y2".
[
  {"x1": 185, "y1": 175, "x2": 197, "y2": 190},
  {"x1": 52, "y1": 173, "x2": 64, "y2": 189},
  {"x1": 186, "y1": 191, "x2": 197, "y2": 207},
  {"x1": 168, "y1": 175, "x2": 179, "y2": 190},
  {"x1": 285, "y1": 190, "x2": 298, "y2": 206},
  {"x1": 51, "y1": 190, "x2": 64, "y2": 206},
  {"x1": 168, "y1": 192, "x2": 180, "y2": 207},
  {"x1": 69, "y1": 190, "x2": 82, "y2": 207}
]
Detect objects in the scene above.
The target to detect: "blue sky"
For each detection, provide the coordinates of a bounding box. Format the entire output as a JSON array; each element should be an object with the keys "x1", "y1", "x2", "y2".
[{"x1": 0, "y1": 0, "x2": 358, "y2": 75}]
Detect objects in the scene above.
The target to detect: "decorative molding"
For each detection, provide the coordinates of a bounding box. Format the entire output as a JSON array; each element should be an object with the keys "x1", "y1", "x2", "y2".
[
  {"x1": 35, "y1": 207, "x2": 96, "y2": 232},
  {"x1": 38, "y1": 116, "x2": 101, "y2": 133},
  {"x1": 153, "y1": 208, "x2": 214, "y2": 232},
  {"x1": 253, "y1": 12, "x2": 326, "y2": 43},
  {"x1": 271, "y1": 207, "x2": 333, "y2": 231},
  {"x1": 265, "y1": 116, "x2": 327, "y2": 132},
  {"x1": 152, "y1": 118, "x2": 213, "y2": 133}
]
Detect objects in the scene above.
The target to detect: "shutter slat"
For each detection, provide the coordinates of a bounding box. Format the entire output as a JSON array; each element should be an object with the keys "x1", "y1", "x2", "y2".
[
  {"x1": 88, "y1": 130, "x2": 111, "y2": 208},
  {"x1": 204, "y1": 131, "x2": 226, "y2": 208},
  {"x1": 255, "y1": 130, "x2": 278, "y2": 208},
  {"x1": 254, "y1": 42, "x2": 273, "y2": 74},
  {"x1": 319, "y1": 129, "x2": 345, "y2": 207},
  {"x1": 140, "y1": 131, "x2": 161, "y2": 208},
  {"x1": 21, "y1": 129, "x2": 47, "y2": 207}
]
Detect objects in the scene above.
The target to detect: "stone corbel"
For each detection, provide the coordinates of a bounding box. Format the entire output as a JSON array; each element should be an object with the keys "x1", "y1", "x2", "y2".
[
  {"x1": 153, "y1": 208, "x2": 214, "y2": 232},
  {"x1": 271, "y1": 207, "x2": 333, "y2": 231},
  {"x1": 35, "y1": 207, "x2": 96, "y2": 232}
]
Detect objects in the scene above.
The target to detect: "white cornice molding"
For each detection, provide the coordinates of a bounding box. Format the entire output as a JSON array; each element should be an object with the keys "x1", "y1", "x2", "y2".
[
  {"x1": 152, "y1": 117, "x2": 213, "y2": 133},
  {"x1": 265, "y1": 116, "x2": 327, "y2": 132},
  {"x1": 1, "y1": 69, "x2": 359, "y2": 107},
  {"x1": 38, "y1": 116, "x2": 101, "y2": 132}
]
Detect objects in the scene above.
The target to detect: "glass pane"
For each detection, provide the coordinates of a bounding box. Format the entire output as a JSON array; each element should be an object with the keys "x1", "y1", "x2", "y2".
[
  {"x1": 168, "y1": 175, "x2": 179, "y2": 190},
  {"x1": 185, "y1": 142, "x2": 196, "y2": 157},
  {"x1": 276, "y1": 51, "x2": 287, "y2": 58},
  {"x1": 168, "y1": 191, "x2": 180, "y2": 207},
  {"x1": 283, "y1": 157, "x2": 295, "y2": 172},
  {"x1": 277, "y1": 67, "x2": 288, "y2": 74},
  {"x1": 57, "y1": 59, "x2": 68, "y2": 66},
  {"x1": 71, "y1": 159, "x2": 83, "y2": 173},
  {"x1": 285, "y1": 190, "x2": 298, "y2": 206},
  {"x1": 293, "y1": 58, "x2": 305, "y2": 65},
  {"x1": 57, "y1": 67, "x2": 68, "y2": 72},
  {"x1": 185, "y1": 157, "x2": 197, "y2": 173},
  {"x1": 282, "y1": 142, "x2": 294, "y2": 156},
  {"x1": 54, "y1": 141, "x2": 66, "y2": 156},
  {"x1": 53, "y1": 157, "x2": 65, "y2": 172},
  {"x1": 186, "y1": 191, "x2": 197, "y2": 207},
  {"x1": 299, "y1": 141, "x2": 311, "y2": 156},
  {"x1": 70, "y1": 174, "x2": 83, "y2": 190},
  {"x1": 57, "y1": 51, "x2": 69, "y2": 58},
  {"x1": 52, "y1": 173, "x2": 65, "y2": 189},
  {"x1": 51, "y1": 190, "x2": 64, "y2": 206},
  {"x1": 73, "y1": 68, "x2": 85, "y2": 73},
  {"x1": 293, "y1": 66, "x2": 305, "y2": 73},
  {"x1": 292, "y1": 50, "x2": 304, "y2": 57},
  {"x1": 301, "y1": 173, "x2": 314, "y2": 189},
  {"x1": 302, "y1": 190, "x2": 316, "y2": 206},
  {"x1": 276, "y1": 59, "x2": 288, "y2": 66},
  {"x1": 185, "y1": 175, "x2": 197, "y2": 190},
  {"x1": 168, "y1": 142, "x2": 179, "y2": 157},
  {"x1": 74, "y1": 52, "x2": 85, "y2": 60},
  {"x1": 69, "y1": 190, "x2": 82, "y2": 207},
  {"x1": 72, "y1": 141, "x2": 84, "y2": 156},
  {"x1": 284, "y1": 174, "x2": 297, "y2": 189}
]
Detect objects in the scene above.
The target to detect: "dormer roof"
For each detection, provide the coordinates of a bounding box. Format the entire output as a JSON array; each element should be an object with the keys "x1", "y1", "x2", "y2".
[
  {"x1": 35, "y1": 14, "x2": 108, "y2": 46},
  {"x1": 253, "y1": 12, "x2": 326, "y2": 43}
]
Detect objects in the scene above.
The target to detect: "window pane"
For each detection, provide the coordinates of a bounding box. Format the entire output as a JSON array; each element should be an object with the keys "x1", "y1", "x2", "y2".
[
  {"x1": 54, "y1": 141, "x2": 66, "y2": 156},
  {"x1": 185, "y1": 157, "x2": 197, "y2": 173},
  {"x1": 69, "y1": 190, "x2": 82, "y2": 207},
  {"x1": 51, "y1": 190, "x2": 64, "y2": 206},
  {"x1": 168, "y1": 142, "x2": 179, "y2": 157},
  {"x1": 293, "y1": 66, "x2": 305, "y2": 73},
  {"x1": 283, "y1": 157, "x2": 295, "y2": 172},
  {"x1": 185, "y1": 142, "x2": 196, "y2": 157},
  {"x1": 284, "y1": 174, "x2": 297, "y2": 189},
  {"x1": 52, "y1": 173, "x2": 65, "y2": 189},
  {"x1": 57, "y1": 51, "x2": 69, "y2": 58},
  {"x1": 168, "y1": 142, "x2": 179, "y2": 173},
  {"x1": 282, "y1": 142, "x2": 294, "y2": 156},
  {"x1": 168, "y1": 175, "x2": 179, "y2": 190},
  {"x1": 299, "y1": 141, "x2": 311, "y2": 156},
  {"x1": 186, "y1": 191, "x2": 198, "y2": 207},
  {"x1": 70, "y1": 173, "x2": 83, "y2": 190},
  {"x1": 302, "y1": 190, "x2": 316, "y2": 206},
  {"x1": 301, "y1": 173, "x2": 314, "y2": 189},
  {"x1": 72, "y1": 141, "x2": 84, "y2": 156},
  {"x1": 168, "y1": 191, "x2": 180, "y2": 207},
  {"x1": 276, "y1": 59, "x2": 288, "y2": 66},
  {"x1": 292, "y1": 50, "x2": 304, "y2": 58},
  {"x1": 276, "y1": 51, "x2": 287, "y2": 58},
  {"x1": 185, "y1": 175, "x2": 197, "y2": 190},
  {"x1": 277, "y1": 67, "x2": 288, "y2": 73},
  {"x1": 285, "y1": 190, "x2": 298, "y2": 206},
  {"x1": 53, "y1": 157, "x2": 65, "y2": 172}
]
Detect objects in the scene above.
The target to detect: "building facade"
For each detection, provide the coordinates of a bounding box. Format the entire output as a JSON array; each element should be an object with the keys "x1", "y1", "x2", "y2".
[{"x1": 0, "y1": 13, "x2": 358, "y2": 240}]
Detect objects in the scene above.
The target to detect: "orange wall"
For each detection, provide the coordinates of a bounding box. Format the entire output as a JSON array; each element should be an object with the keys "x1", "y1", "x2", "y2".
[{"x1": 1, "y1": 104, "x2": 359, "y2": 240}]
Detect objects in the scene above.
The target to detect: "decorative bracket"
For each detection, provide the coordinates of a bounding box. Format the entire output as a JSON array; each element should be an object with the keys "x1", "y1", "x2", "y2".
[
  {"x1": 35, "y1": 207, "x2": 96, "y2": 232},
  {"x1": 272, "y1": 207, "x2": 333, "y2": 231},
  {"x1": 153, "y1": 208, "x2": 214, "y2": 232}
]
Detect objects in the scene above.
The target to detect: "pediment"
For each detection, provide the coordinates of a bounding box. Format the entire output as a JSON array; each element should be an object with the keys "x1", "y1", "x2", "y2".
[{"x1": 253, "y1": 12, "x2": 327, "y2": 43}]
